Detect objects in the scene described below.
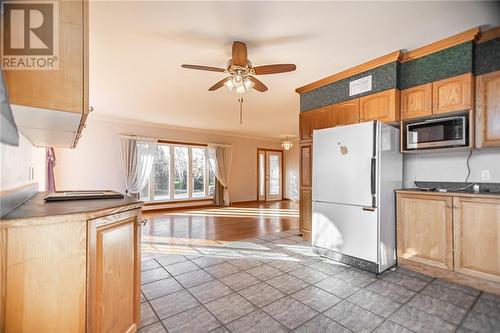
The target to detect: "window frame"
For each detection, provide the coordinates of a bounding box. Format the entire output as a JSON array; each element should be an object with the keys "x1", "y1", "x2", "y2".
[{"x1": 141, "y1": 143, "x2": 214, "y2": 202}]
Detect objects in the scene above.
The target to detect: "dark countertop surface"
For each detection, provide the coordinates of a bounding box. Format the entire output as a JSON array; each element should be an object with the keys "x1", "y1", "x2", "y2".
[
  {"x1": 1, "y1": 192, "x2": 143, "y2": 221},
  {"x1": 396, "y1": 188, "x2": 500, "y2": 198}
]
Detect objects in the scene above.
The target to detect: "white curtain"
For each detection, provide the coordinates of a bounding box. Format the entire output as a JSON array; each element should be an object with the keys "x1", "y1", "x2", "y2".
[
  {"x1": 119, "y1": 135, "x2": 157, "y2": 196},
  {"x1": 208, "y1": 144, "x2": 233, "y2": 206}
]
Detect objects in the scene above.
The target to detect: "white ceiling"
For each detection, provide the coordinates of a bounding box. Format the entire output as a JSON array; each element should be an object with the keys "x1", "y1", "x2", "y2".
[{"x1": 90, "y1": 1, "x2": 500, "y2": 140}]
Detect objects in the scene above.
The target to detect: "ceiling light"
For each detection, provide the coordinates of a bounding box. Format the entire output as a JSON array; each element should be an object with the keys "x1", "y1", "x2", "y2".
[
  {"x1": 235, "y1": 85, "x2": 246, "y2": 94},
  {"x1": 243, "y1": 78, "x2": 254, "y2": 91},
  {"x1": 281, "y1": 139, "x2": 293, "y2": 151},
  {"x1": 224, "y1": 79, "x2": 234, "y2": 91}
]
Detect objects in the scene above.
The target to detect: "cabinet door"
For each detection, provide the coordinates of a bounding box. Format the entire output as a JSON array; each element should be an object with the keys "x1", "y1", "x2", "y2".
[
  {"x1": 87, "y1": 210, "x2": 141, "y2": 333},
  {"x1": 300, "y1": 188, "x2": 312, "y2": 235},
  {"x1": 299, "y1": 112, "x2": 313, "y2": 141},
  {"x1": 360, "y1": 89, "x2": 400, "y2": 122},
  {"x1": 300, "y1": 144, "x2": 312, "y2": 187},
  {"x1": 453, "y1": 197, "x2": 500, "y2": 283},
  {"x1": 397, "y1": 194, "x2": 453, "y2": 270},
  {"x1": 476, "y1": 70, "x2": 500, "y2": 147},
  {"x1": 333, "y1": 98, "x2": 360, "y2": 125},
  {"x1": 4, "y1": 0, "x2": 88, "y2": 113},
  {"x1": 400, "y1": 83, "x2": 432, "y2": 120},
  {"x1": 311, "y1": 106, "x2": 336, "y2": 131},
  {"x1": 432, "y1": 73, "x2": 472, "y2": 115}
]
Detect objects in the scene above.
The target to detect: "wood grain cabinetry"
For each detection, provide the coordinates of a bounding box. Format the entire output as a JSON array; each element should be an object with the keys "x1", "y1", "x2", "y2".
[
  {"x1": 87, "y1": 210, "x2": 141, "y2": 333},
  {"x1": 432, "y1": 73, "x2": 473, "y2": 115},
  {"x1": 397, "y1": 193, "x2": 453, "y2": 270},
  {"x1": 0, "y1": 205, "x2": 142, "y2": 332},
  {"x1": 360, "y1": 89, "x2": 400, "y2": 122},
  {"x1": 453, "y1": 197, "x2": 500, "y2": 284},
  {"x1": 397, "y1": 191, "x2": 500, "y2": 294},
  {"x1": 476, "y1": 70, "x2": 500, "y2": 147},
  {"x1": 300, "y1": 144, "x2": 312, "y2": 187},
  {"x1": 400, "y1": 83, "x2": 433, "y2": 120},
  {"x1": 400, "y1": 74, "x2": 473, "y2": 121},
  {"x1": 299, "y1": 112, "x2": 313, "y2": 140},
  {"x1": 300, "y1": 189, "x2": 312, "y2": 236},
  {"x1": 333, "y1": 99, "x2": 360, "y2": 125},
  {"x1": 4, "y1": 0, "x2": 89, "y2": 148}
]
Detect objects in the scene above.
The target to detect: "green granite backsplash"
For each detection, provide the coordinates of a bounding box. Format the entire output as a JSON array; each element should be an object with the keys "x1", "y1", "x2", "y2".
[
  {"x1": 300, "y1": 62, "x2": 398, "y2": 112},
  {"x1": 399, "y1": 42, "x2": 473, "y2": 90},
  {"x1": 475, "y1": 37, "x2": 500, "y2": 76}
]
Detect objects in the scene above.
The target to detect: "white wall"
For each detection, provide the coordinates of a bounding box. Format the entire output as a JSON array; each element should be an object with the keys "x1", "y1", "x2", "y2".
[
  {"x1": 284, "y1": 142, "x2": 299, "y2": 201},
  {"x1": 54, "y1": 117, "x2": 284, "y2": 203},
  {"x1": 0, "y1": 133, "x2": 45, "y2": 191},
  {"x1": 403, "y1": 149, "x2": 500, "y2": 188}
]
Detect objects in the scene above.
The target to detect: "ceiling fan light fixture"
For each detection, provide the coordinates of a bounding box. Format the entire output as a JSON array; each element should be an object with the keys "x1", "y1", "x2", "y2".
[
  {"x1": 243, "y1": 78, "x2": 254, "y2": 91},
  {"x1": 235, "y1": 85, "x2": 246, "y2": 94},
  {"x1": 224, "y1": 79, "x2": 234, "y2": 91}
]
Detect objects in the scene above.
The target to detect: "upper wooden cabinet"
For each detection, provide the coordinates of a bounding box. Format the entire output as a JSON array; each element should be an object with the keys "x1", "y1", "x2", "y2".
[
  {"x1": 299, "y1": 111, "x2": 313, "y2": 141},
  {"x1": 4, "y1": 0, "x2": 89, "y2": 148},
  {"x1": 400, "y1": 83, "x2": 432, "y2": 120},
  {"x1": 5, "y1": 0, "x2": 88, "y2": 113},
  {"x1": 401, "y1": 74, "x2": 473, "y2": 121},
  {"x1": 476, "y1": 70, "x2": 500, "y2": 148},
  {"x1": 333, "y1": 99, "x2": 360, "y2": 125},
  {"x1": 453, "y1": 196, "x2": 500, "y2": 284},
  {"x1": 360, "y1": 89, "x2": 400, "y2": 122},
  {"x1": 433, "y1": 73, "x2": 473, "y2": 115},
  {"x1": 397, "y1": 193, "x2": 453, "y2": 270}
]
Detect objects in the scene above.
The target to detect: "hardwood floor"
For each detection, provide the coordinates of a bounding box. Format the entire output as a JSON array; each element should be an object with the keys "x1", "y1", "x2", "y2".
[{"x1": 142, "y1": 200, "x2": 299, "y2": 242}]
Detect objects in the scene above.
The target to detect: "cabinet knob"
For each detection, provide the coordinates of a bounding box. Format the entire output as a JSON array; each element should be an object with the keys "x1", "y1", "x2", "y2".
[{"x1": 138, "y1": 219, "x2": 148, "y2": 226}]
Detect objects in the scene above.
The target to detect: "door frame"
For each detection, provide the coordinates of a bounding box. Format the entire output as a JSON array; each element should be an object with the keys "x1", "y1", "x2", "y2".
[{"x1": 256, "y1": 148, "x2": 284, "y2": 202}]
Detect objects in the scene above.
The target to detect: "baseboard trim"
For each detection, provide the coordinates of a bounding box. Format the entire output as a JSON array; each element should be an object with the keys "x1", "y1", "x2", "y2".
[{"x1": 399, "y1": 258, "x2": 500, "y2": 295}]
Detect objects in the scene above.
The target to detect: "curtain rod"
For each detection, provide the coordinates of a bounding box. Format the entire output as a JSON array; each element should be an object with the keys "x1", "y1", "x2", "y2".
[{"x1": 118, "y1": 134, "x2": 157, "y2": 142}]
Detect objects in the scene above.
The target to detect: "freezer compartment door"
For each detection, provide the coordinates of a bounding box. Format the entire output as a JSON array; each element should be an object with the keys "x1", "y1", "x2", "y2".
[
  {"x1": 312, "y1": 121, "x2": 376, "y2": 207},
  {"x1": 312, "y1": 201, "x2": 378, "y2": 264}
]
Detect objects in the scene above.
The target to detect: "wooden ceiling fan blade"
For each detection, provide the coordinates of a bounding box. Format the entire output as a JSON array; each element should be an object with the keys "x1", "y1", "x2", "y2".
[
  {"x1": 232, "y1": 41, "x2": 248, "y2": 66},
  {"x1": 181, "y1": 64, "x2": 226, "y2": 72},
  {"x1": 253, "y1": 64, "x2": 296, "y2": 75},
  {"x1": 248, "y1": 76, "x2": 268, "y2": 92},
  {"x1": 209, "y1": 77, "x2": 232, "y2": 91}
]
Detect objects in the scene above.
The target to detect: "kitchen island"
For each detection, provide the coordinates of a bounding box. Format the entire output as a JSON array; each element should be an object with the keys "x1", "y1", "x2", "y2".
[{"x1": 0, "y1": 193, "x2": 144, "y2": 333}]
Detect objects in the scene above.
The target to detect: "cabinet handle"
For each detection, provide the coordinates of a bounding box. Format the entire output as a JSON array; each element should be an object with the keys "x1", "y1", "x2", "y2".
[{"x1": 138, "y1": 219, "x2": 148, "y2": 226}]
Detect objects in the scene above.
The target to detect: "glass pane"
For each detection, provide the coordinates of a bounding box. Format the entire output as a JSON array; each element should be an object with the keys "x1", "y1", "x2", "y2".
[
  {"x1": 174, "y1": 147, "x2": 188, "y2": 199},
  {"x1": 269, "y1": 154, "x2": 280, "y2": 195},
  {"x1": 140, "y1": 179, "x2": 150, "y2": 201},
  {"x1": 153, "y1": 145, "x2": 170, "y2": 200},
  {"x1": 259, "y1": 153, "x2": 265, "y2": 196},
  {"x1": 192, "y1": 148, "x2": 205, "y2": 198},
  {"x1": 208, "y1": 157, "x2": 215, "y2": 197}
]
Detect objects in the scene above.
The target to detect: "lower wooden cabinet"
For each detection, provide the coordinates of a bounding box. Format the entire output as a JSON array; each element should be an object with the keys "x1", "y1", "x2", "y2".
[
  {"x1": 397, "y1": 192, "x2": 500, "y2": 293},
  {"x1": 397, "y1": 193, "x2": 453, "y2": 270},
  {"x1": 476, "y1": 70, "x2": 500, "y2": 147},
  {"x1": 87, "y1": 210, "x2": 141, "y2": 333},
  {"x1": 0, "y1": 206, "x2": 142, "y2": 333},
  {"x1": 300, "y1": 188, "x2": 312, "y2": 238},
  {"x1": 453, "y1": 196, "x2": 500, "y2": 284},
  {"x1": 360, "y1": 89, "x2": 400, "y2": 122}
]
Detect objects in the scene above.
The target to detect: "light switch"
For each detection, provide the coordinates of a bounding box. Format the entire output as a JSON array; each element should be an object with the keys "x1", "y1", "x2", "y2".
[{"x1": 481, "y1": 170, "x2": 490, "y2": 181}]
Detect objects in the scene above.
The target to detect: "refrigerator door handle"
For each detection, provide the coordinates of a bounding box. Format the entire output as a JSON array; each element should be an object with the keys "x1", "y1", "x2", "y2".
[{"x1": 370, "y1": 157, "x2": 376, "y2": 206}]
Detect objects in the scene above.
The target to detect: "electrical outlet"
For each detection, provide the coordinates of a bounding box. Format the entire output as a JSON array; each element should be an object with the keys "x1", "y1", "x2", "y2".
[{"x1": 481, "y1": 170, "x2": 490, "y2": 181}]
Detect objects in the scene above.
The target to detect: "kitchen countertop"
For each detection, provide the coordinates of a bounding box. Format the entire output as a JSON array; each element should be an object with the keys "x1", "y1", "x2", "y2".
[
  {"x1": 1, "y1": 192, "x2": 143, "y2": 223},
  {"x1": 396, "y1": 188, "x2": 500, "y2": 199}
]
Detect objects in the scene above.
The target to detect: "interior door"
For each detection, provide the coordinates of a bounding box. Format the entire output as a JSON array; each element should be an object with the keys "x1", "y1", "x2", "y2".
[
  {"x1": 258, "y1": 149, "x2": 283, "y2": 201},
  {"x1": 265, "y1": 151, "x2": 283, "y2": 201}
]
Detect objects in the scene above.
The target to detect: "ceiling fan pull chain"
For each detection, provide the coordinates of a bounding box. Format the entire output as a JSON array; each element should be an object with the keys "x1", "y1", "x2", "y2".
[{"x1": 239, "y1": 98, "x2": 243, "y2": 125}]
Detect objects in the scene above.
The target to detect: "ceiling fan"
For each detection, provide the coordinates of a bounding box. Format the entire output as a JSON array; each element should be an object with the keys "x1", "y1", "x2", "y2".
[{"x1": 181, "y1": 41, "x2": 296, "y2": 93}]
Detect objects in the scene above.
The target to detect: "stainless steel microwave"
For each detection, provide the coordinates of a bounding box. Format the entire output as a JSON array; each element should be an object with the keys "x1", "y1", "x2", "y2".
[{"x1": 406, "y1": 115, "x2": 468, "y2": 150}]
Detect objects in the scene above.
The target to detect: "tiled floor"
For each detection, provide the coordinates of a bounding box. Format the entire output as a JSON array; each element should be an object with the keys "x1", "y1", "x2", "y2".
[{"x1": 139, "y1": 205, "x2": 500, "y2": 333}]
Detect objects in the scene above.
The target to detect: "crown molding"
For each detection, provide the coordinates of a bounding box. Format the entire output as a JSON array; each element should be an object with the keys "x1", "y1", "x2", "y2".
[
  {"x1": 400, "y1": 27, "x2": 480, "y2": 63},
  {"x1": 478, "y1": 26, "x2": 500, "y2": 44}
]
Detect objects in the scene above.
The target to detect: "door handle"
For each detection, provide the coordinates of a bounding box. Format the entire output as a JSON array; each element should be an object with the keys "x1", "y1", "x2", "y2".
[{"x1": 370, "y1": 157, "x2": 376, "y2": 195}]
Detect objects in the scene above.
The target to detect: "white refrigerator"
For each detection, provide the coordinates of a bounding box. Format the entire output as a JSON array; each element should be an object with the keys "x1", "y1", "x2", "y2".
[{"x1": 312, "y1": 120, "x2": 402, "y2": 274}]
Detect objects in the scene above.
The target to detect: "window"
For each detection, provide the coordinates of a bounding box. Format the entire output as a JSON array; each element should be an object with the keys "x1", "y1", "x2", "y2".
[{"x1": 140, "y1": 143, "x2": 215, "y2": 202}]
